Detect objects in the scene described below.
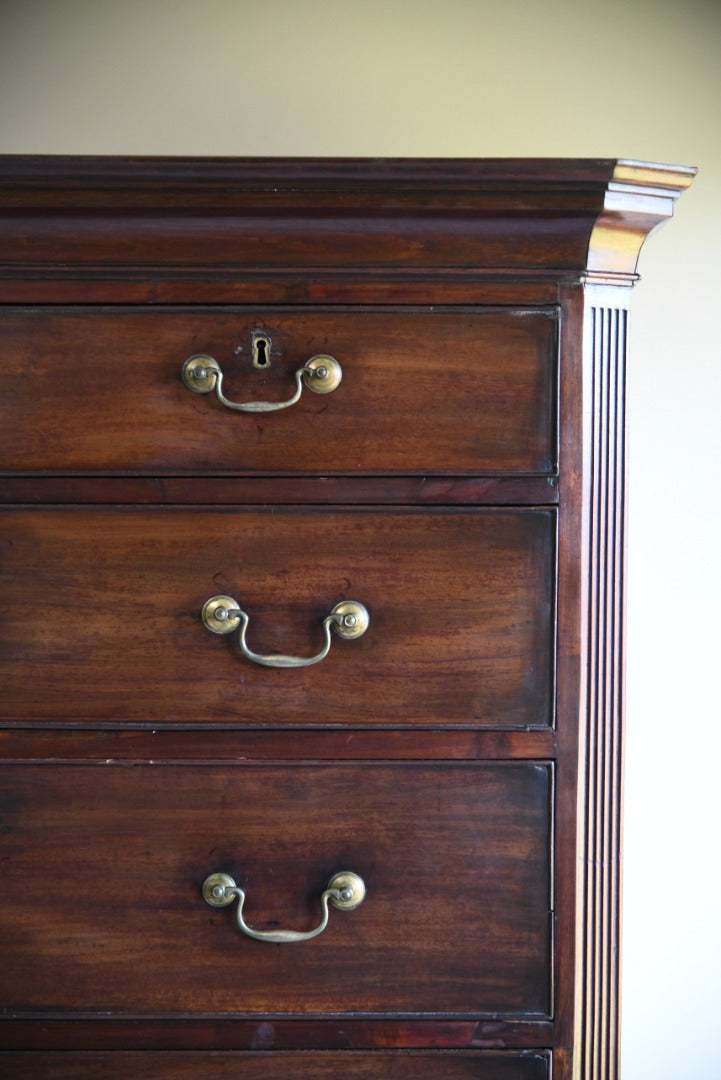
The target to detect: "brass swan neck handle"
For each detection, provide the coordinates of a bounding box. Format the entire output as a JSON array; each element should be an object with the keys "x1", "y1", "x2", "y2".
[
  {"x1": 181, "y1": 353, "x2": 342, "y2": 412},
  {"x1": 201, "y1": 595, "x2": 369, "y2": 669},
  {"x1": 202, "y1": 871, "x2": 365, "y2": 944}
]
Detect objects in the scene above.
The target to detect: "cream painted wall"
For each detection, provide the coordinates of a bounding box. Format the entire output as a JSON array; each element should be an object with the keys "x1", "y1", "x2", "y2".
[{"x1": 1, "y1": 2, "x2": 719, "y2": 1076}]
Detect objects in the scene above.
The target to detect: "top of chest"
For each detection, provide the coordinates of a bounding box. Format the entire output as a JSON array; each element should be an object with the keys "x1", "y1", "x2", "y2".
[{"x1": 0, "y1": 156, "x2": 694, "y2": 287}]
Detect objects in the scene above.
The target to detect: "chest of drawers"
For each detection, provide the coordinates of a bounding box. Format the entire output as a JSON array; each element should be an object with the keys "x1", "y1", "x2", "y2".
[{"x1": 0, "y1": 157, "x2": 693, "y2": 1079}]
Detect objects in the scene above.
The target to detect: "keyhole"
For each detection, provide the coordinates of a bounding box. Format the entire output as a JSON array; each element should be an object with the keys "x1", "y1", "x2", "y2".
[{"x1": 252, "y1": 333, "x2": 271, "y2": 369}]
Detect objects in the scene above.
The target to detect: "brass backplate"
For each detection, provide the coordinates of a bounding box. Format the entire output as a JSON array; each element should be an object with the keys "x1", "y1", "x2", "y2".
[
  {"x1": 201, "y1": 595, "x2": 241, "y2": 634},
  {"x1": 202, "y1": 872, "x2": 238, "y2": 907},
  {"x1": 331, "y1": 600, "x2": 370, "y2": 640},
  {"x1": 328, "y1": 871, "x2": 366, "y2": 910},
  {"x1": 302, "y1": 354, "x2": 343, "y2": 395},
  {"x1": 181, "y1": 354, "x2": 220, "y2": 393}
]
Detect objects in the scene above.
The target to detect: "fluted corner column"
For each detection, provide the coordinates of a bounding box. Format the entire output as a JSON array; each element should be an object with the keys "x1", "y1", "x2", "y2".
[
  {"x1": 576, "y1": 283, "x2": 631, "y2": 1080},
  {"x1": 574, "y1": 160, "x2": 694, "y2": 1080}
]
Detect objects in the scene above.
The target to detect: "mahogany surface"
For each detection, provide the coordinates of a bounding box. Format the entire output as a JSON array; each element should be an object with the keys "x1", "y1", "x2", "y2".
[
  {"x1": 0, "y1": 1051, "x2": 551, "y2": 1079},
  {"x1": 0, "y1": 156, "x2": 694, "y2": 1079},
  {"x1": 0, "y1": 507, "x2": 555, "y2": 727},
  {"x1": 0, "y1": 763, "x2": 551, "y2": 1015},
  {"x1": 0, "y1": 307, "x2": 556, "y2": 475}
]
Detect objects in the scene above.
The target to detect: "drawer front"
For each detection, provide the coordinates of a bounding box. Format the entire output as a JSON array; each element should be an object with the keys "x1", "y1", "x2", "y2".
[
  {"x1": 0, "y1": 1051, "x2": 551, "y2": 1079},
  {"x1": 0, "y1": 508, "x2": 555, "y2": 727},
  {"x1": 0, "y1": 762, "x2": 551, "y2": 1016},
  {"x1": 0, "y1": 307, "x2": 557, "y2": 475}
]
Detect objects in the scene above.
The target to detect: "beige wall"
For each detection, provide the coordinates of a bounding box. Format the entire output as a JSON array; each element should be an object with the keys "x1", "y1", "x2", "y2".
[{"x1": 2, "y1": 2, "x2": 719, "y2": 1076}]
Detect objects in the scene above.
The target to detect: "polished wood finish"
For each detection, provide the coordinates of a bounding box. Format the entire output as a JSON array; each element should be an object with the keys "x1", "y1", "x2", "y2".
[
  {"x1": 0, "y1": 156, "x2": 693, "y2": 277},
  {"x1": 0, "y1": 158, "x2": 694, "y2": 1079},
  {"x1": 0, "y1": 1018, "x2": 554, "y2": 1052},
  {"x1": 0, "y1": 277, "x2": 563, "y2": 305},
  {"x1": 0, "y1": 475, "x2": 559, "y2": 506},
  {"x1": 0, "y1": 728, "x2": 557, "y2": 761},
  {"x1": 0, "y1": 763, "x2": 551, "y2": 1015},
  {"x1": 0, "y1": 508, "x2": 555, "y2": 727},
  {"x1": 0, "y1": 1050, "x2": 551, "y2": 1079},
  {"x1": 0, "y1": 307, "x2": 556, "y2": 475}
]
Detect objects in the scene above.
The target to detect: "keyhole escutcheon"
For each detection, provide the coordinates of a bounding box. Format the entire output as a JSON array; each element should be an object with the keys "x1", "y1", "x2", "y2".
[{"x1": 252, "y1": 332, "x2": 272, "y2": 369}]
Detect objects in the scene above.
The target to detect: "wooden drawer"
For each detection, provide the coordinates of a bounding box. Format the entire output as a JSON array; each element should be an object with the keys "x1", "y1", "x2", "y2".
[
  {"x1": 0, "y1": 762, "x2": 552, "y2": 1017},
  {"x1": 0, "y1": 1051, "x2": 552, "y2": 1079},
  {"x1": 0, "y1": 307, "x2": 557, "y2": 475},
  {"x1": 0, "y1": 507, "x2": 555, "y2": 728}
]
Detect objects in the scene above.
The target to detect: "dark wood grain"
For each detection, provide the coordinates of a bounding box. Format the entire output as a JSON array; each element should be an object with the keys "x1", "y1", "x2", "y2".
[
  {"x1": 0, "y1": 153, "x2": 619, "y2": 187},
  {"x1": 0, "y1": 156, "x2": 618, "y2": 275},
  {"x1": 0, "y1": 1051, "x2": 550, "y2": 1079},
  {"x1": 0, "y1": 307, "x2": 556, "y2": 475},
  {"x1": 0, "y1": 475, "x2": 559, "y2": 506},
  {"x1": 550, "y1": 283, "x2": 586, "y2": 1063},
  {"x1": 0, "y1": 507, "x2": 555, "y2": 728},
  {"x1": 0, "y1": 155, "x2": 693, "y2": 280},
  {"x1": 0, "y1": 207, "x2": 598, "y2": 271},
  {"x1": 0, "y1": 762, "x2": 551, "y2": 1016},
  {"x1": 0, "y1": 1018, "x2": 553, "y2": 1051},
  {"x1": 0, "y1": 728, "x2": 557, "y2": 761},
  {"x1": 0, "y1": 276, "x2": 562, "y2": 306}
]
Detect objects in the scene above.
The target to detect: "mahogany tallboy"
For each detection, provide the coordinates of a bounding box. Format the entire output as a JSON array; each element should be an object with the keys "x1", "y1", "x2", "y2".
[{"x1": 0, "y1": 158, "x2": 694, "y2": 1079}]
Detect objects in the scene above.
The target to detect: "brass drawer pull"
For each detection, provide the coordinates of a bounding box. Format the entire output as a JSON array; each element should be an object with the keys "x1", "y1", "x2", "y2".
[
  {"x1": 201, "y1": 595, "x2": 369, "y2": 668},
  {"x1": 181, "y1": 353, "x2": 342, "y2": 412},
  {"x1": 202, "y1": 871, "x2": 365, "y2": 943}
]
